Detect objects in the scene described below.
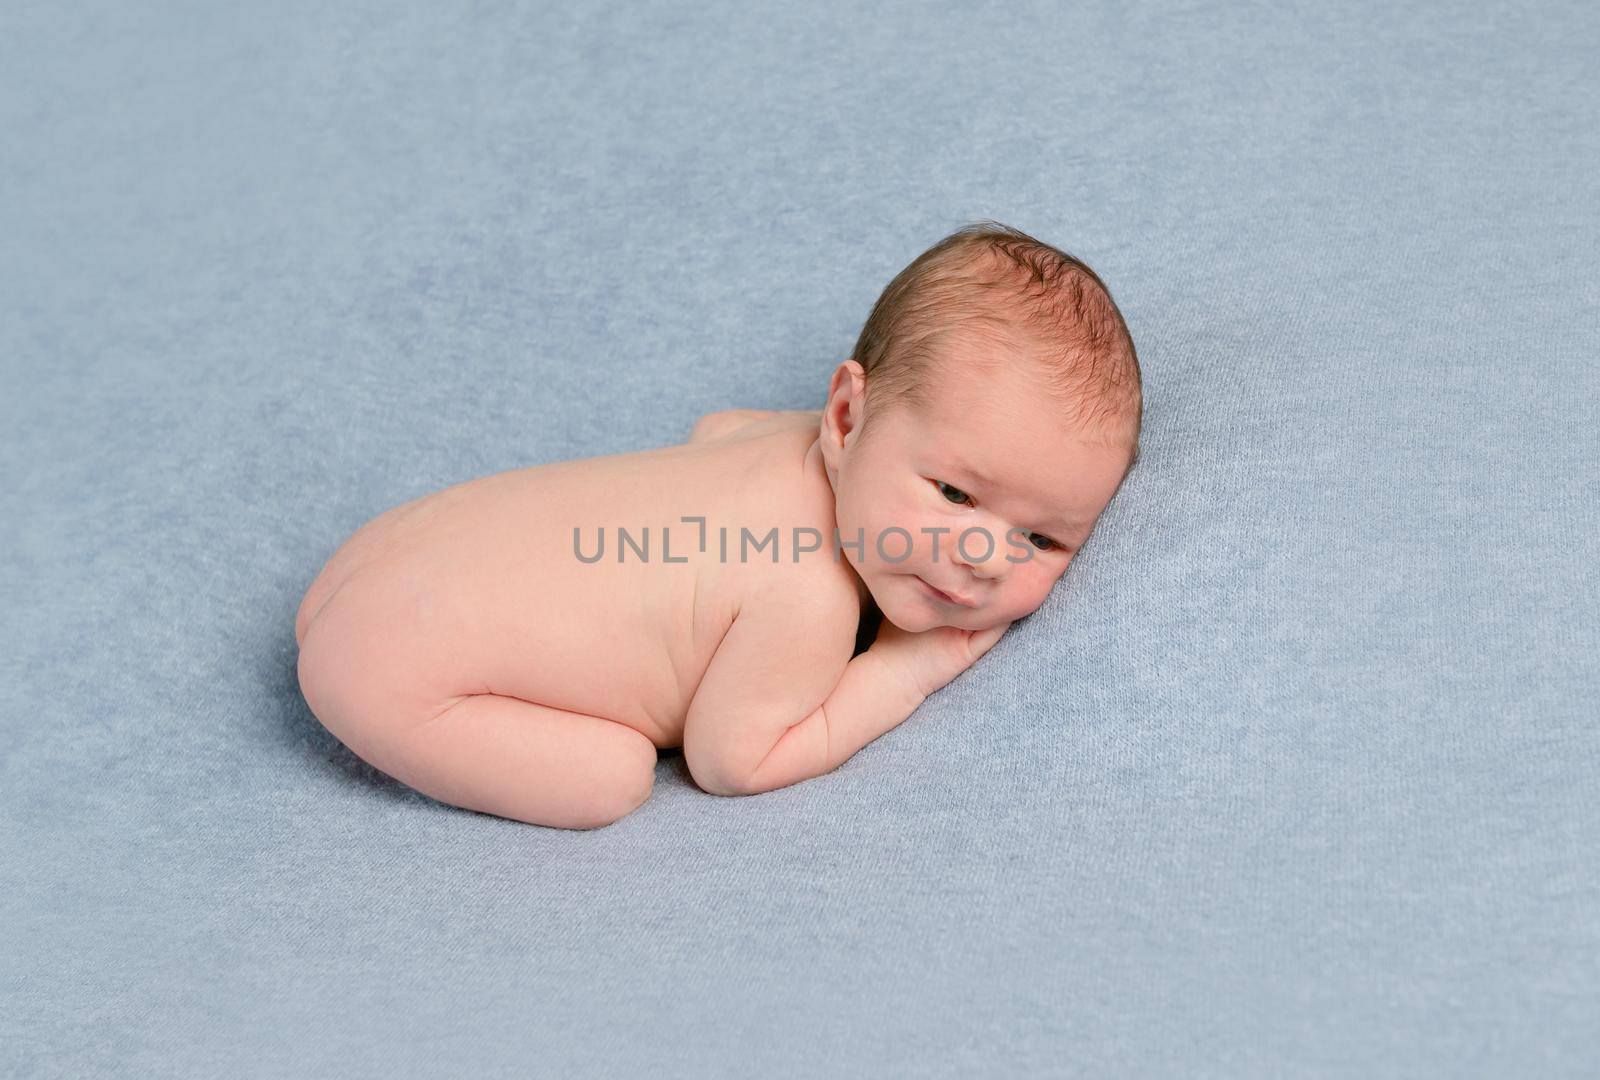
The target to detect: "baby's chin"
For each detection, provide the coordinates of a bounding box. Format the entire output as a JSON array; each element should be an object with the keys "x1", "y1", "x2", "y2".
[
  {"x1": 871, "y1": 590, "x2": 1001, "y2": 634},
  {"x1": 885, "y1": 609, "x2": 1004, "y2": 634}
]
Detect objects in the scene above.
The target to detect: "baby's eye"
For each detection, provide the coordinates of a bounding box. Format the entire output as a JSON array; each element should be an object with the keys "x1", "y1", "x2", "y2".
[
  {"x1": 1028, "y1": 533, "x2": 1057, "y2": 552},
  {"x1": 934, "y1": 481, "x2": 972, "y2": 506}
]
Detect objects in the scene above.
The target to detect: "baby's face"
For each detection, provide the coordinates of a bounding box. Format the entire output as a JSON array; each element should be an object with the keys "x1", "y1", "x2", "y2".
[{"x1": 822, "y1": 354, "x2": 1133, "y2": 633}]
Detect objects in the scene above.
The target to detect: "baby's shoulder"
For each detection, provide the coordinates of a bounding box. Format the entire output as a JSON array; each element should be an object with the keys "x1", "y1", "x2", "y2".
[
  {"x1": 711, "y1": 557, "x2": 862, "y2": 687},
  {"x1": 688, "y1": 416, "x2": 854, "y2": 625},
  {"x1": 730, "y1": 536, "x2": 862, "y2": 652},
  {"x1": 683, "y1": 417, "x2": 830, "y2": 524}
]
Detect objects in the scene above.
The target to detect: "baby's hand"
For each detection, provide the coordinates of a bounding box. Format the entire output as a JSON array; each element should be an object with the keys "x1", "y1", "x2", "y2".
[{"x1": 870, "y1": 618, "x2": 1014, "y2": 700}]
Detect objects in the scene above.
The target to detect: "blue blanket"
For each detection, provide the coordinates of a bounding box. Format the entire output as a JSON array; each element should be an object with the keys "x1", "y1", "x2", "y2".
[{"x1": 4, "y1": 1, "x2": 1596, "y2": 1075}]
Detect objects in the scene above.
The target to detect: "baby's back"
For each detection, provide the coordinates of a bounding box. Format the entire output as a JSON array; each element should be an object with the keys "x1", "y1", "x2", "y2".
[{"x1": 295, "y1": 418, "x2": 850, "y2": 749}]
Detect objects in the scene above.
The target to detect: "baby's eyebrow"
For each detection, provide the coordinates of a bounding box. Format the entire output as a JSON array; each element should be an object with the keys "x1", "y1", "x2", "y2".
[{"x1": 949, "y1": 460, "x2": 996, "y2": 491}]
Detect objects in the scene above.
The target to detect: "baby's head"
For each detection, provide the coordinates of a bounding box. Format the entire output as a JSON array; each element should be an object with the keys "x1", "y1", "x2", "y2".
[{"x1": 819, "y1": 221, "x2": 1143, "y2": 632}]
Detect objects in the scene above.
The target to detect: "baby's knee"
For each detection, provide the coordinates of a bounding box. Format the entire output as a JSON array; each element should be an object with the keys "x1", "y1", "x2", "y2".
[{"x1": 581, "y1": 738, "x2": 656, "y2": 829}]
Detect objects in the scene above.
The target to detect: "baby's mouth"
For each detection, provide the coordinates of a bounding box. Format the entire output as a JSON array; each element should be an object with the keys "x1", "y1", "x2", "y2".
[{"x1": 914, "y1": 575, "x2": 977, "y2": 608}]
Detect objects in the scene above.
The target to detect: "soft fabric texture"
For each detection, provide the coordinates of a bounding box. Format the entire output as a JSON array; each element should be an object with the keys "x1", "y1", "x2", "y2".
[{"x1": 4, "y1": 1, "x2": 1596, "y2": 1076}]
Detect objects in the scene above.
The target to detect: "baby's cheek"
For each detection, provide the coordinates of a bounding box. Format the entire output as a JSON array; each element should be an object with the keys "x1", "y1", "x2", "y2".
[
  {"x1": 1011, "y1": 568, "x2": 1058, "y2": 615},
  {"x1": 837, "y1": 497, "x2": 876, "y2": 566}
]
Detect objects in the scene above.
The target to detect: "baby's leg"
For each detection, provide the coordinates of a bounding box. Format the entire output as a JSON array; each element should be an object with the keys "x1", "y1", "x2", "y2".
[
  {"x1": 297, "y1": 592, "x2": 656, "y2": 831},
  {"x1": 389, "y1": 694, "x2": 658, "y2": 830}
]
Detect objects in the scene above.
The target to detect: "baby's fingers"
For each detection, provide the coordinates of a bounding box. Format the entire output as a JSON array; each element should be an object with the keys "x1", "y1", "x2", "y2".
[{"x1": 969, "y1": 620, "x2": 1014, "y2": 659}]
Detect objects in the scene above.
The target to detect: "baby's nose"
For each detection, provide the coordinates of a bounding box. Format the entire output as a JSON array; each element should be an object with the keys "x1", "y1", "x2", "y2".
[{"x1": 947, "y1": 526, "x2": 1007, "y2": 578}]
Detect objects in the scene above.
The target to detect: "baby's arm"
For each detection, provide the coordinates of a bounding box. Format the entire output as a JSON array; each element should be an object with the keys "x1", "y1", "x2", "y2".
[{"x1": 683, "y1": 584, "x2": 1011, "y2": 796}]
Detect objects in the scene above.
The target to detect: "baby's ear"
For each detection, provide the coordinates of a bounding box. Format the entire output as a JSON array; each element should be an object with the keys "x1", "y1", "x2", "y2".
[{"x1": 821, "y1": 361, "x2": 867, "y2": 459}]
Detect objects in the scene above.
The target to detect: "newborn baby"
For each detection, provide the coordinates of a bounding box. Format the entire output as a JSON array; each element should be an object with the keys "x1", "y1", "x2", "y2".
[{"x1": 295, "y1": 221, "x2": 1143, "y2": 830}]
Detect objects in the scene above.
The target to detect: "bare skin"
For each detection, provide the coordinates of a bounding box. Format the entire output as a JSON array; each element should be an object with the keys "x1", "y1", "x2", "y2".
[{"x1": 294, "y1": 353, "x2": 1134, "y2": 830}]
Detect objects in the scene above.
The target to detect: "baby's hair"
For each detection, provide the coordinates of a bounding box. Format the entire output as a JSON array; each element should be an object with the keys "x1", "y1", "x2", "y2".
[{"x1": 850, "y1": 220, "x2": 1143, "y2": 467}]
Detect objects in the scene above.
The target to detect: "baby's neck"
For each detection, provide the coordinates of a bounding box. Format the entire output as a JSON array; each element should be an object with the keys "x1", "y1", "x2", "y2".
[{"x1": 804, "y1": 435, "x2": 873, "y2": 612}]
